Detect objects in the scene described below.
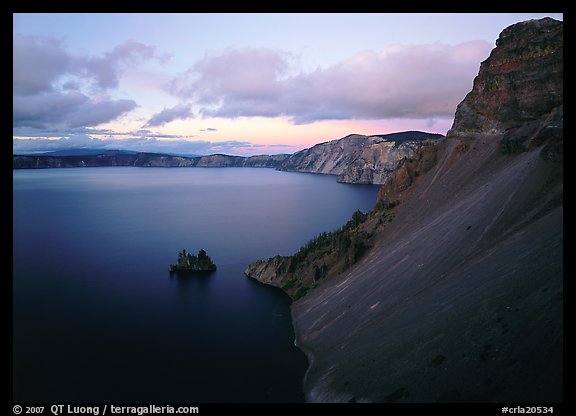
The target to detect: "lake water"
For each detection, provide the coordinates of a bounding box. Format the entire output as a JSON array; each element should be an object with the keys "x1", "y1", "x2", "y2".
[{"x1": 13, "y1": 167, "x2": 379, "y2": 403}]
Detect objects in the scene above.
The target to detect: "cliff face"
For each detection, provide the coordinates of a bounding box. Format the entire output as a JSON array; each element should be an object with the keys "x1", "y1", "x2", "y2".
[
  {"x1": 286, "y1": 18, "x2": 562, "y2": 403},
  {"x1": 449, "y1": 17, "x2": 563, "y2": 157},
  {"x1": 278, "y1": 131, "x2": 443, "y2": 184},
  {"x1": 245, "y1": 143, "x2": 440, "y2": 298},
  {"x1": 13, "y1": 152, "x2": 289, "y2": 169}
]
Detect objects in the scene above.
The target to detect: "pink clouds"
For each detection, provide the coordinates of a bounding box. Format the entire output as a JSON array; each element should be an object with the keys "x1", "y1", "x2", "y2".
[
  {"x1": 13, "y1": 29, "x2": 493, "y2": 154},
  {"x1": 169, "y1": 41, "x2": 492, "y2": 124},
  {"x1": 171, "y1": 48, "x2": 287, "y2": 102}
]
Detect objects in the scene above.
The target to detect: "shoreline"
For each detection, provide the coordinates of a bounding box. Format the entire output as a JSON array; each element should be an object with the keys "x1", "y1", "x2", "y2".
[{"x1": 290, "y1": 305, "x2": 315, "y2": 403}]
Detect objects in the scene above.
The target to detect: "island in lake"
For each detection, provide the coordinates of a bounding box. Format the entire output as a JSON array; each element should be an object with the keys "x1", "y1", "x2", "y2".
[{"x1": 169, "y1": 249, "x2": 217, "y2": 273}]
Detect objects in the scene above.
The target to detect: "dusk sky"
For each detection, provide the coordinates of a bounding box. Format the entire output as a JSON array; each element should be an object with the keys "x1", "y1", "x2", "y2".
[{"x1": 13, "y1": 13, "x2": 562, "y2": 156}]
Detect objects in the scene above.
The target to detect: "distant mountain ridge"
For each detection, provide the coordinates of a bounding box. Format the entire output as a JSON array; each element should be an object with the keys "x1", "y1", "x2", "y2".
[
  {"x1": 34, "y1": 149, "x2": 140, "y2": 157},
  {"x1": 31, "y1": 148, "x2": 201, "y2": 158},
  {"x1": 13, "y1": 131, "x2": 443, "y2": 185},
  {"x1": 13, "y1": 152, "x2": 289, "y2": 169}
]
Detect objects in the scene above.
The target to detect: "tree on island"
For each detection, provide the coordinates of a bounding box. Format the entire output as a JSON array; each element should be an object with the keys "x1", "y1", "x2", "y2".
[{"x1": 170, "y1": 248, "x2": 217, "y2": 272}]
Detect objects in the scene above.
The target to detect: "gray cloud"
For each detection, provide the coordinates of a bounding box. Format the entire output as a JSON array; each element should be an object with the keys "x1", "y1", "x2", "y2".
[
  {"x1": 69, "y1": 98, "x2": 137, "y2": 127},
  {"x1": 13, "y1": 91, "x2": 136, "y2": 129},
  {"x1": 13, "y1": 35, "x2": 166, "y2": 133},
  {"x1": 144, "y1": 103, "x2": 193, "y2": 127},
  {"x1": 170, "y1": 42, "x2": 492, "y2": 123},
  {"x1": 13, "y1": 35, "x2": 167, "y2": 94},
  {"x1": 13, "y1": 36, "x2": 72, "y2": 95},
  {"x1": 83, "y1": 40, "x2": 170, "y2": 90}
]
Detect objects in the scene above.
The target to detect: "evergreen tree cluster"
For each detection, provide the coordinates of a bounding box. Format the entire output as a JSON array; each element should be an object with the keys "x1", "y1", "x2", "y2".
[
  {"x1": 288, "y1": 209, "x2": 369, "y2": 273},
  {"x1": 170, "y1": 248, "x2": 217, "y2": 272}
]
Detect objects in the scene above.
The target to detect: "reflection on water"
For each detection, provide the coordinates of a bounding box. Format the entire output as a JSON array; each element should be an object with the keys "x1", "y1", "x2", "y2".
[
  {"x1": 13, "y1": 167, "x2": 379, "y2": 402},
  {"x1": 170, "y1": 270, "x2": 213, "y2": 289}
]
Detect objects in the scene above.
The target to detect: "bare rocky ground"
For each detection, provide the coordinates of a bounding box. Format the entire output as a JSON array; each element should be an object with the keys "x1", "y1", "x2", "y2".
[
  {"x1": 290, "y1": 18, "x2": 563, "y2": 402},
  {"x1": 293, "y1": 134, "x2": 562, "y2": 402}
]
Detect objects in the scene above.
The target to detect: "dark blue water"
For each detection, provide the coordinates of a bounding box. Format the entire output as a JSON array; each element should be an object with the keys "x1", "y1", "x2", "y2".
[{"x1": 13, "y1": 167, "x2": 379, "y2": 403}]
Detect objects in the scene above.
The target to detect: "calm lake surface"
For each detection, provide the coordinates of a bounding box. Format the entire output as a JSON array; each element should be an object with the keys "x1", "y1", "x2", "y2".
[{"x1": 13, "y1": 167, "x2": 379, "y2": 402}]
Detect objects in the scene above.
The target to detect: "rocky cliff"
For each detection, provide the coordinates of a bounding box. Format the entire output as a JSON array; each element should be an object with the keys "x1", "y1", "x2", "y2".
[
  {"x1": 449, "y1": 17, "x2": 563, "y2": 159},
  {"x1": 14, "y1": 132, "x2": 442, "y2": 186},
  {"x1": 278, "y1": 131, "x2": 443, "y2": 184},
  {"x1": 252, "y1": 17, "x2": 563, "y2": 402},
  {"x1": 244, "y1": 142, "x2": 439, "y2": 299},
  {"x1": 13, "y1": 152, "x2": 289, "y2": 169}
]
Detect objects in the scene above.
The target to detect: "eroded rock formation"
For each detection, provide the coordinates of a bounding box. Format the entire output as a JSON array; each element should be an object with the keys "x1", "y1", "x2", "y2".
[
  {"x1": 278, "y1": 131, "x2": 443, "y2": 184},
  {"x1": 253, "y1": 17, "x2": 563, "y2": 403}
]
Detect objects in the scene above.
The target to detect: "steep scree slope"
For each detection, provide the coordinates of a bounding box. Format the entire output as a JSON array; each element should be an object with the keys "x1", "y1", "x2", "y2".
[{"x1": 290, "y1": 17, "x2": 563, "y2": 403}]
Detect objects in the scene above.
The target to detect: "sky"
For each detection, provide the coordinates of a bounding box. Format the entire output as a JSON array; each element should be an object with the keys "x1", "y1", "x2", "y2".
[{"x1": 13, "y1": 13, "x2": 563, "y2": 156}]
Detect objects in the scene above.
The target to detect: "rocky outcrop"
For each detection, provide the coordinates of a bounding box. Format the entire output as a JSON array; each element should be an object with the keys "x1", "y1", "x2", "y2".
[
  {"x1": 278, "y1": 131, "x2": 444, "y2": 184},
  {"x1": 449, "y1": 17, "x2": 563, "y2": 157},
  {"x1": 13, "y1": 152, "x2": 289, "y2": 169},
  {"x1": 281, "y1": 17, "x2": 562, "y2": 403}
]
